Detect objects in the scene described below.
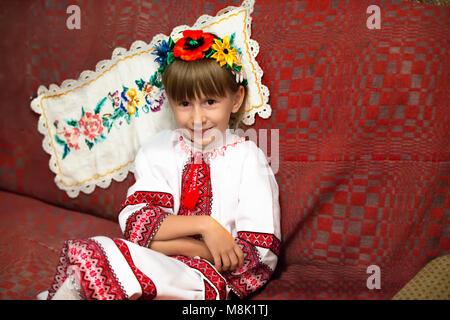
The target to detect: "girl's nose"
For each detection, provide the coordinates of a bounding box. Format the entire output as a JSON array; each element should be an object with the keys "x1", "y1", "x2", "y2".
[{"x1": 191, "y1": 106, "x2": 206, "y2": 128}]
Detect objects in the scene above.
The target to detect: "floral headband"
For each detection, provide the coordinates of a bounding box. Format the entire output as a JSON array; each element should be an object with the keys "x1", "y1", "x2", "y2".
[{"x1": 150, "y1": 30, "x2": 247, "y2": 88}]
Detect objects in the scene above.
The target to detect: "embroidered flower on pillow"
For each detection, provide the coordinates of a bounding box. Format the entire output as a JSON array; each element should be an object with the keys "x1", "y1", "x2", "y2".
[
  {"x1": 61, "y1": 125, "x2": 81, "y2": 150},
  {"x1": 125, "y1": 88, "x2": 145, "y2": 115},
  {"x1": 78, "y1": 112, "x2": 104, "y2": 142},
  {"x1": 53, "y1": 77, "x2": 166, "y2": 160}
]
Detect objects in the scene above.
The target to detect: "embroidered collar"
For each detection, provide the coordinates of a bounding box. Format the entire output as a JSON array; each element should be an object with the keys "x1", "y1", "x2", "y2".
[{"x1": 175, "y1": 128, "x2": 245, "y2": 160}]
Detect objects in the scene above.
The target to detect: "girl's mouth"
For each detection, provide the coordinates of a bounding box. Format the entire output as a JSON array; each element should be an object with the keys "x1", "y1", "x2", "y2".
[{"x1": 192, "y1": 127, "x2": 212, "y2": 137}]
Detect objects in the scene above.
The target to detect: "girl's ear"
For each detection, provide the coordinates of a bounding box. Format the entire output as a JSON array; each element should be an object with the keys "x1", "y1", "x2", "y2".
[{"x1": 231, "y1": 85, "x2": 245, "y2": 113}]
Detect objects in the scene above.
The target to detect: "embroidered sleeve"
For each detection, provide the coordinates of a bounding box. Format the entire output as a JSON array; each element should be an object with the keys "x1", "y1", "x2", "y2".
[
  {"x1": 118, "y1": 144, "x2": 178, "y2": 247},
  {"x1": 224, "y1": 232, "x2": 281, "y2": 298},
  {"x1": 118, "y1": 191, "x2": 174, "y2": 247},
  {"x1": 225, "y1": 142, "x2": 281, "y2": 298}
]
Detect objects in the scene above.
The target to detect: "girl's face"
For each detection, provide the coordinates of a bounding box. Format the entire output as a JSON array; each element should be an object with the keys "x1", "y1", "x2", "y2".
[{"x1": 168, "y1": 86, "x2": 245, "y2": 148}]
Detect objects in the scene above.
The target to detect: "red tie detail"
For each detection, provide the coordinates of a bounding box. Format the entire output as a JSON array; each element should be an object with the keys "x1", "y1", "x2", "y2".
[{"x1": 182, "y1": 152, "x2": 204, "y2": 210}]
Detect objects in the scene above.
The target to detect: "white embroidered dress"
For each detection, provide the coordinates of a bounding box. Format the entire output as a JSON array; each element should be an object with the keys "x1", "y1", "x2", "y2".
[{"x1": 46, "y1": 129, "x2": 281, "y2": 300}]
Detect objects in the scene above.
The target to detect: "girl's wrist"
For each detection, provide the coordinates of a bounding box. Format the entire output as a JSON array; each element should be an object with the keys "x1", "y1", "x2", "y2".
[{"x1": 197, "y1": 215, "x2": 213, "y2": 236}]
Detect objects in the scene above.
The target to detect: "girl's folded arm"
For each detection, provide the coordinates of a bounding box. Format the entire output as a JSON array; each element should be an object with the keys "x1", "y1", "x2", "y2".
[
  {"x1": 149, "y1": 237, "x2": 214, "y2": 262},
  {"x1": 151, "y1": 214, "x2": 210, "y2": 241}
]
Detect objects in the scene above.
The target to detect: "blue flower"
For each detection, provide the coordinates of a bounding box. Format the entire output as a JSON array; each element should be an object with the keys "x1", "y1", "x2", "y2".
[{"x1": 152, "y1": 39, "x2": 171, "y2": 69}]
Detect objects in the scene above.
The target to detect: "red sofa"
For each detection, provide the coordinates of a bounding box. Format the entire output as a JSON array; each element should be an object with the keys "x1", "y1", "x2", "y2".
[{"x1": 1, "y1": 0, "x2": 449, "y2": 300}]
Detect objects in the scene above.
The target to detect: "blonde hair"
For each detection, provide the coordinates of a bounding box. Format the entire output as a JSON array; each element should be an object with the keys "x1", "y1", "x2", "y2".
[{"x1": 162, "y1": 59, "x2": 248, "y2": 130}]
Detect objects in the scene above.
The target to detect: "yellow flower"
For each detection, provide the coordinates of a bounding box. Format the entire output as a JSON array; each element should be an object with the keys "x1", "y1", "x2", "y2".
[
  {"x1": 126, "y1": 88, "x2": 145, "y2": 115},
  {"x1": 211, "y1": 36, "x2": 240, "y2": 69}
]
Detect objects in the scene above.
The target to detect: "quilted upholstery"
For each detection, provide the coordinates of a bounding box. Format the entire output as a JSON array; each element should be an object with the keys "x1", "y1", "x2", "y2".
[
  {"x1": 0, "y1": 0, "x2": 449, "y2": 299},
  {"x1": 392, "y1": 255, "x2": 450, "y2": 299}
]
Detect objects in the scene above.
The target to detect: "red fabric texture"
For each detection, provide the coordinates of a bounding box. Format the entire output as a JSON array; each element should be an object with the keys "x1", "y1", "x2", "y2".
[{"x1": 0, "y1": 0, "x2": 449, "y2": 299}]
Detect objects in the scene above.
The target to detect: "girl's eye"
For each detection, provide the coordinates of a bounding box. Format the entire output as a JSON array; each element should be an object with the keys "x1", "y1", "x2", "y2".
[
  {"x1": 180, "y1": 101, "x2": 189, "y2": 107},
  {"x1": 206, "y1": 99, "x2": 216, "y2": 105}
]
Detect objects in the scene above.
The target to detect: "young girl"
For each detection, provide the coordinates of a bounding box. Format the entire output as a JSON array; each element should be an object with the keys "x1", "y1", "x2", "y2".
[{"x1": 42, "y1": 30, "x2": 281, "y2": 300}]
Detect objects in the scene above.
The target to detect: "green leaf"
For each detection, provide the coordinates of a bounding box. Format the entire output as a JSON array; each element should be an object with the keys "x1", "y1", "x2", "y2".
[
  {"x1": 135, "y1": 79, "x2": 145, "y2": 91},
  {"x1": 103, "y1": 116, "x2": 114, "y2": 133},
  {"x1": 168, "y1": 37, "x2": 175, "y2": 49},
  {"x1": 81, "y1": 106, "x2": 85, "y2": 117},
  {"x1": 167, "y1": 52, "x2": 175, "y2": 65},
  {"x1": 107, "y1": 122, "x2": 113, "y2": 133},
  {"x1": 54, "y1": 134, "x2": 66, "y2": 146},
  {"x1": 111, "y1": 107, "x2": 123, "y2": 121},
  {"x1": 94, "y1": 134, "x2": 106, "y2": 144},
  {"x1": 230, "y1": 32, "x2": 236, "y2": 45},
  {"x1": 62, "y1": 144, "x2": 70, "y2": 159},
  {"x1": 94, "y1": 97, "x2": 107, "y2": 114},
  {"x1": 102, "y1": 117, "x2": 110, "y2": 130},
  {"x1": 85, "y1": 139, "x2": 94, "y2": 150},
  {"x1": 233, "y1": 64, "x2": 242, "y2": 73},
  {"x1": 124, "y1": 113, "x2": 131, "y2": 125},
  {"x1": 150, "y1": 72, "x2": 162, "y2": 88},
  {"x1": 65, "y1": 119, "x2": 79, "y2": 127},
  {"x1": 205, "y1": 49, "x2": 215, "y2": 58}
]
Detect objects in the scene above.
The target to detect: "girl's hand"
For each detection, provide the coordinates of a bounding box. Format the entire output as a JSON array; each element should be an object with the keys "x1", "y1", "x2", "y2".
[{"x1": 201, "y1": 217, "x2": 244, "y2": 272}]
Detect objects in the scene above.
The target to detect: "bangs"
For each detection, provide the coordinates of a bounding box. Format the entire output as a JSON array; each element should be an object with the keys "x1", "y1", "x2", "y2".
[{"x1": 162, "y1": 59, "x2": 238, "y2": 102}]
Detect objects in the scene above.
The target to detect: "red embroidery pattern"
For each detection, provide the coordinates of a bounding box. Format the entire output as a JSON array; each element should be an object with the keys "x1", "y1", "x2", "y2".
[
  {"x1": 237, "y1": 231, "x2": 281, "y2": 256},
  {"x1": 181, "y1": 152, "x2": 203, "y2": 210},
  {"x1": 113, "y1": 239, "x2": 157, "y2": 299},
  {"x1": 173, "y1": 255, "x2": 227, "y2": 300},
  {"x1": 208, "y1": 137, "x2": 246, "y2": 160},
  {"x1": 124, "y1": 204, "x2": 169, "y2": 247},
  {"x1": 178, "y1": 156, "x2": 213, "y2": 216},
  {"x1": 48, "y1": 239, "x2": 127, "y2": 300},
  {"x1": 179, "y1": 134, "x2": 245, "y2": 159},
  {"x1": 224, "y1": 238, "x2": 272, "y2": 298},
  {"x1": 203, "y1": 279, "x2": 217, "y2": 300},
  {"x1": 120, "y1": 191, "x2": 174, "y2": 212}
]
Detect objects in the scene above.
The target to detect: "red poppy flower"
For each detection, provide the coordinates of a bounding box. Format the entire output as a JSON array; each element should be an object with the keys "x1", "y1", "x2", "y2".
[{"x1": 173, "y1": 30, "x2": 215, "y2": 61}]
